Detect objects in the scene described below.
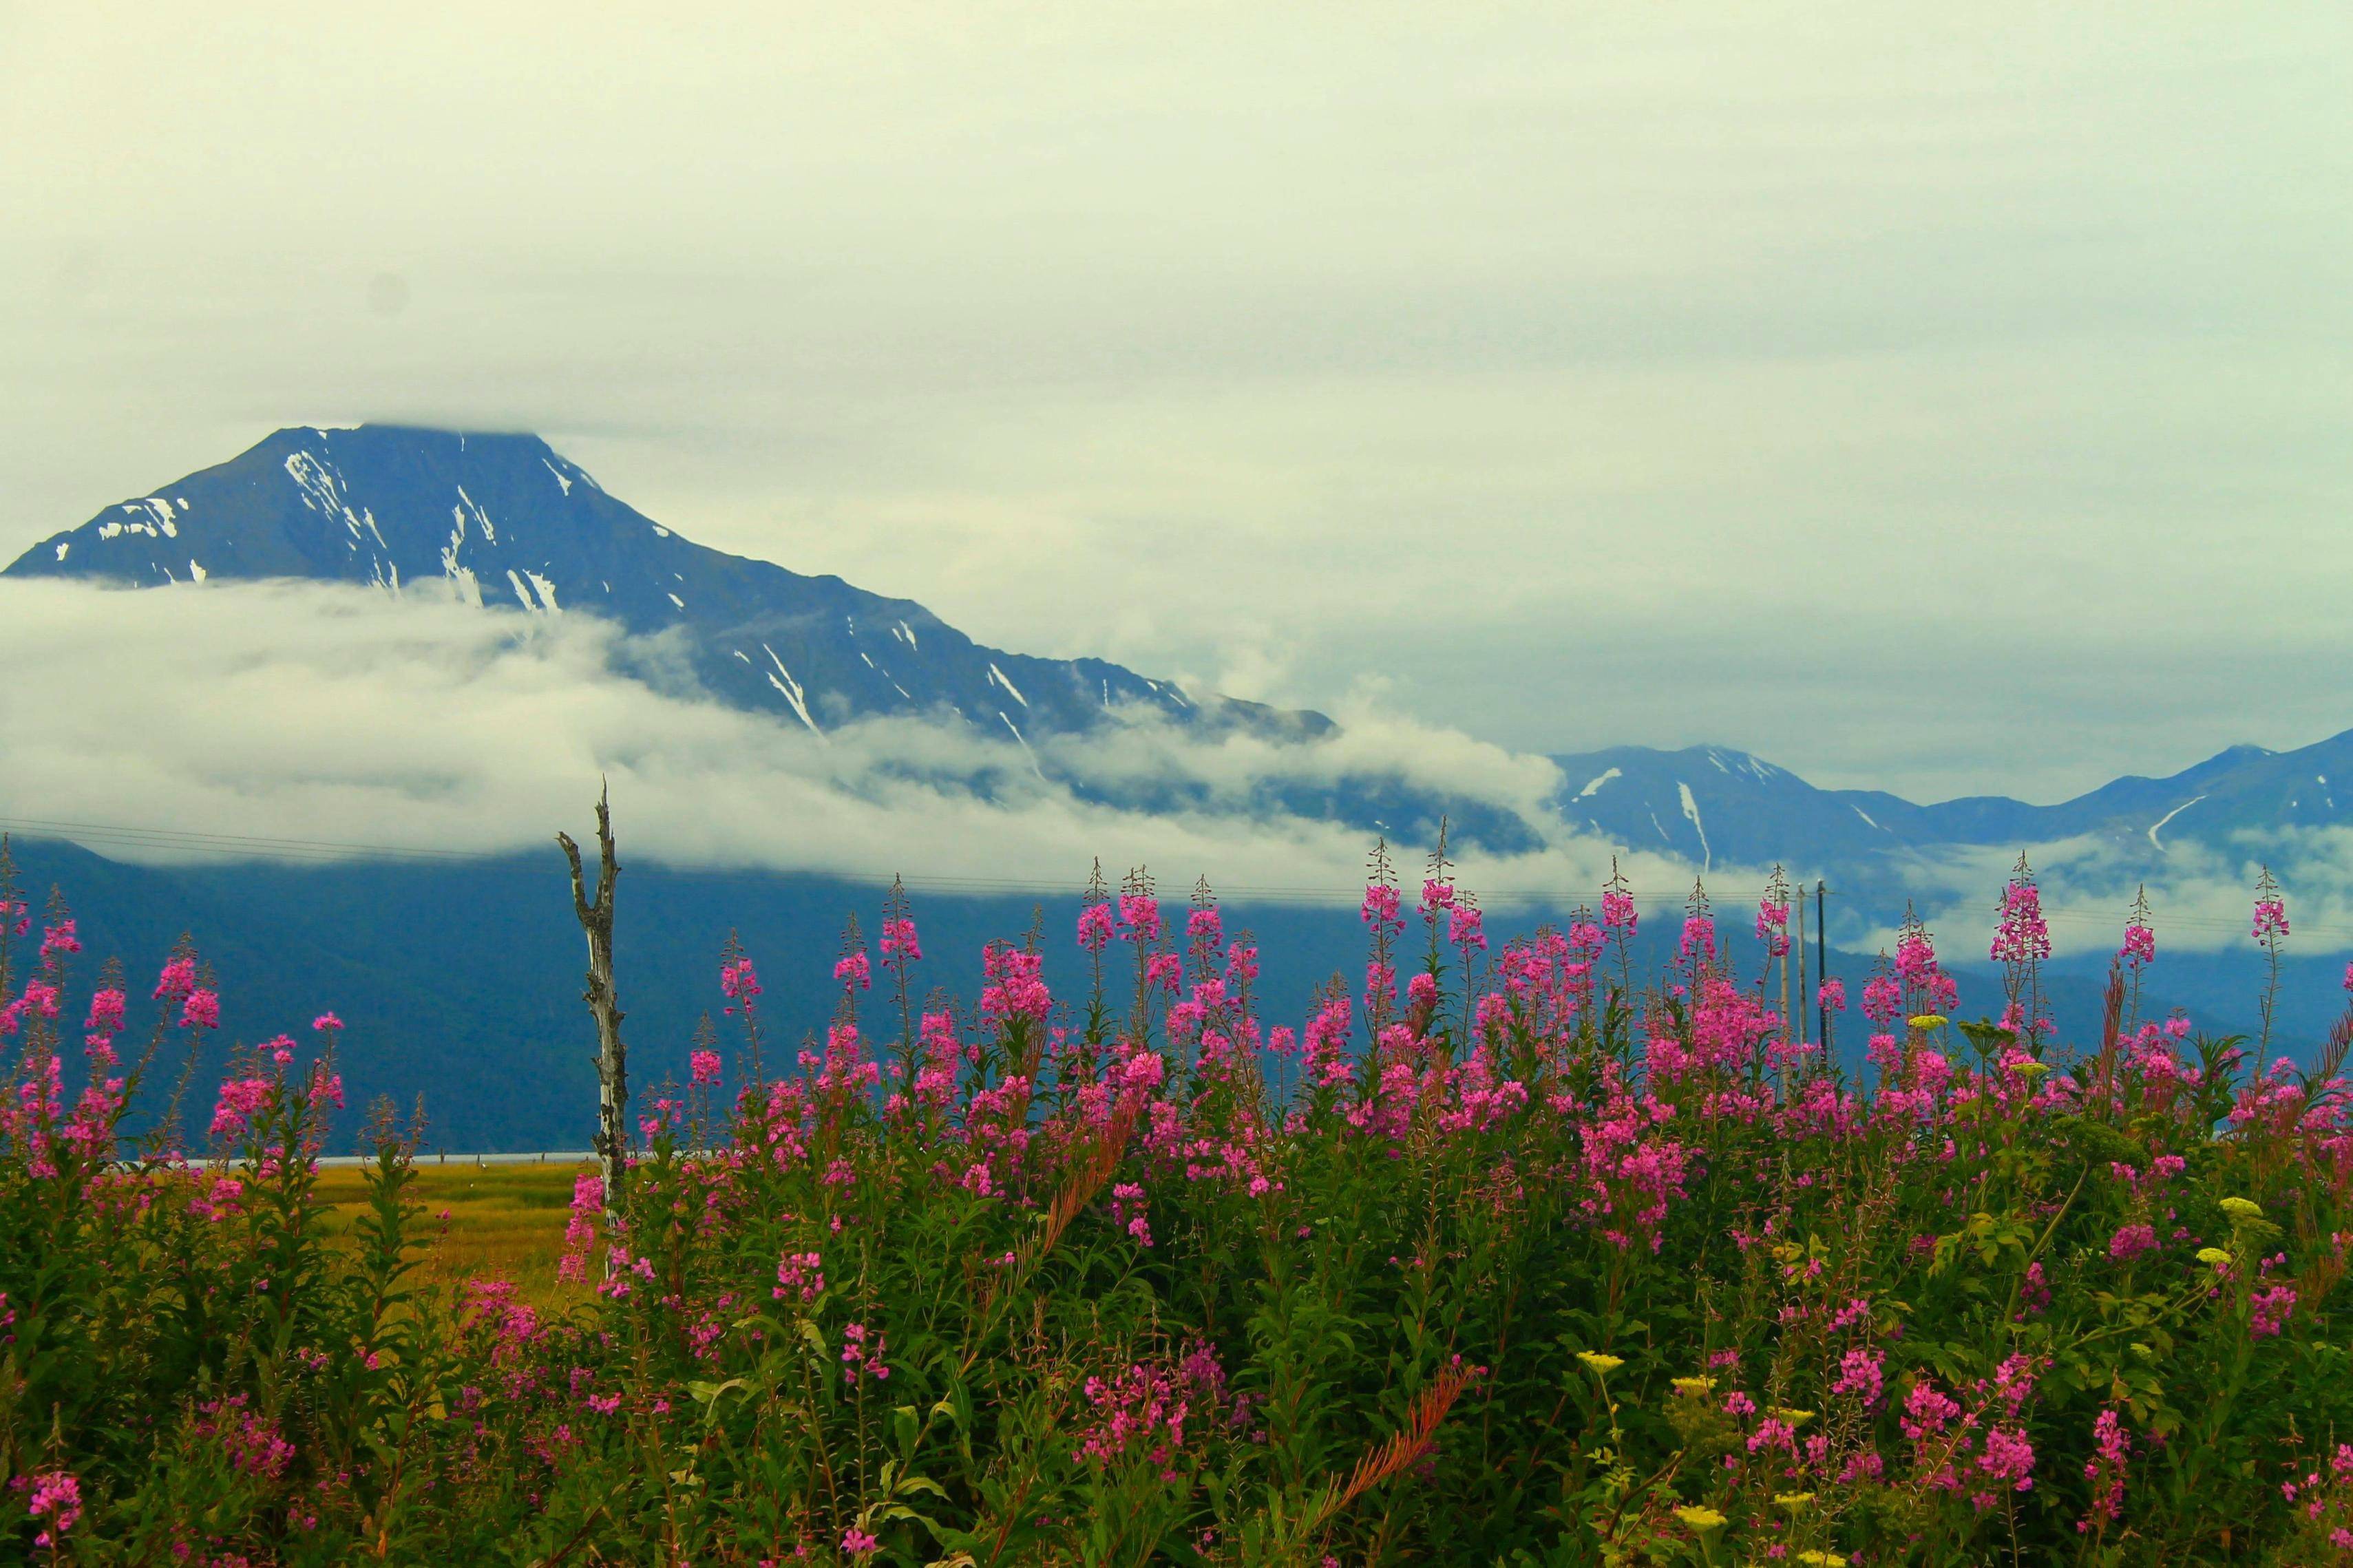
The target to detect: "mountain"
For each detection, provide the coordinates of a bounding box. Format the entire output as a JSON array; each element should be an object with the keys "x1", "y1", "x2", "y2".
[
  {"x1": 1550, "y1": 745, "x2": 1924, "y2": 873},
  {"x1": 1552, "y1": 733, "x2": 2353, "y2": 887},
  {"x1": 4, "y1": 424, "x2": 1332, "y2": 746}
]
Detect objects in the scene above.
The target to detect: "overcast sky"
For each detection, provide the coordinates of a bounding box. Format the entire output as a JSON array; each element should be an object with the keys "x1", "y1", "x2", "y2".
[{"x1": 5, "y1": 1, "x2": 2349, "y2": 805}]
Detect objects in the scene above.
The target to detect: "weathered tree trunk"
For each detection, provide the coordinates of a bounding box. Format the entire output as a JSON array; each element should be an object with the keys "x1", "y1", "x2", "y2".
[{"x1": 557, "y1": 783, "x2": 627, "y2": 1242}]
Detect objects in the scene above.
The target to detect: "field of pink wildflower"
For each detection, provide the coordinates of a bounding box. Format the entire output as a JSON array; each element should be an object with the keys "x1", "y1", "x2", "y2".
[{"x1": 5, "y1": 843, "x2": 2353, "y2": 1566}]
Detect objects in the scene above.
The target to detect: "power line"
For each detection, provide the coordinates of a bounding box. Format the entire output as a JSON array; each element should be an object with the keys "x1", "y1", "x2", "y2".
[
  {"x1": 8, "y1": 812, "x2": 2353, "y2": 939},
  {"x1": 0, "y1": 811, "x2": 1787, "y2": 898},
  {"x1": 0, "y1": 814, "x2": 500, "y2": 864}
]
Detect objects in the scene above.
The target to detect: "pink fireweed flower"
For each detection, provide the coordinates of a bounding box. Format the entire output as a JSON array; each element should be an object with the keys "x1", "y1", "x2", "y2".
[
  {"x1": 1979, "y1": 1425, "x2": 2037, "y2": 1492},
  {"x1": 1110, "y1": 1182, "x2": 1154, "y2": 1247},
  {"x1": 841, "y1": 1527, "x2": 880, "y2": 1556},
  {"x1": 1077, "y1": 902, "x2": 1115, "y2": 953},
  {"x1": 1895, "y1": 924, "x2": 1961, "y2": 1013},
  {"x1": 81, "y1": 979, "x2": 125, "y2": 1035},
  {"x1": 2080, "y1": 1408, "x2": 2131, "y2": 1531},
  {"x1": 1901, "y1": 1381, "x2": 1961, "y2": 1440},
  {"x1": 834, "y1": 949, "x2": 872, "y2": 991},
  {"x1": 1119, "y1": 892, "x2": 1165, "y2": 944},
  {"x1": 1755, "y1": 898, "x2": 1791, "y2": 959},
  {"x1": 1225, "y1": 941, "x2": 1260, "y2": 987},
  {"x1": 28, "y1": 1470, "x2": 81, "y2": 1547},
  {"x1": 1300, "y1": 995, "x2": 1355, "y2": 1088},
  {"x1": 2122, "y1": 922, "x2": 2156, "y2": 968},
  {"x1": 556, "y1": 1171, "x2": 602, "y2": 1284},
  {"x1": 719, "y1": 957, "x2": 762, "y2": 1006},
  {"x1": 312, "y1": 1010, "x2": 344, "y2": 1032},
  {"x1": 773, "y1": 1251, "x2": 825, "y2": 1304},
  {"x1": 2252, "y1": 893, "x2": 2289, "y2": 942},
  {"x1": 879, "y1": 915, "x2": 920, "y2": 962},
  {"x1": 1992, "y1": 879, "x2": 2054, "y2": 965},
  {"x1": 1677, "y1": 914, "x2": 1716, "y2": 971},
  {"x1": 1406, "y1": 971, "x2": 1439, "y2": 1013},
  {"x1": 180, "y1": 988, "x2": 222, "y2": 1030},
  {"x1": 39, "y1": 920, "x2": 81, "y2": 960},
  {"x1": 2109, "y1": 1224, "x2": 2157, "y2": 1261},
  {"x1": 1361, "y1": 881, "x2": 1404, "y2": 935},
  {"x1": 1144, "y1": 952, "x2": 1183, "y2": 995},
  {"x1": 981, "y1": 945, "x2": 1052, "y2": 1024},
  {"x1": 154, "y1": 955, "x2": 197, "y2": 1002},
  {"x1": 841, "y1": 1322, "x2": 891, "y2": 1384},
  {"x1": 2250, "y1": 1284, "x2": 2298, "y2": 1337},
  {"x1": 1449, "y1": 902, "x2": 1487, "y2": 953},
  {"x1": 1817, "y1": 977, "x2": 1846, "y2": 1013},
  {"x1": 209, "y1": 1076, "x2": 274, "y2": 1143},
  {"x1": 689, "y1": 1048, "x2": 723, "y2": 1086},
  {"x1": 1832, "y1": 1347, "x2": 1886, "y2": 1408},
  {"x1": 1601, "y1": 888, "x2": 1637, "y2": 937},
  {"x1": 1861, "y1": 972, "x2": 1903, "y2": 1025},
  {"x1": 14, "y1": 979, "x2": 61, "y2": 1021}
]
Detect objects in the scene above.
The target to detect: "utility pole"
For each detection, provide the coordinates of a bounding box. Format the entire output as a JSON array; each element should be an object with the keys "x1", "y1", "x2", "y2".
[
  {"x1": 558, "y1": 782, "x2": 627, "y2": 1240},
  {"x1": 1815, "y1": 880, "x2": 1830, "y2": 1055},
  {"x1": 1794, "y1": 887, "x2": 1809, "y2": 1047}
]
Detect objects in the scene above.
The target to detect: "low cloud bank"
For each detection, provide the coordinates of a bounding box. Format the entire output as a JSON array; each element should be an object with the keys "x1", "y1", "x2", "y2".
[
  {"x1": 1852, "y1": 834, "x2": 2353, "y2": 960},
  {"x1": 10, "y1": 580, "x2": 2341, "y2": 953},
  {"x1": 0, "y1": 580, "x2": 1692, "y2": 903}
]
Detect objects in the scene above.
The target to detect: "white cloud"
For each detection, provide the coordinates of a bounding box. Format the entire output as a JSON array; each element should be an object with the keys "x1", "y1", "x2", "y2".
[
  {"x1": 0, "y1": 580, "x2": 1700, "y2": 904},
  {"x1": 1854, "y1": 832, "x2": 2353, "y2": 960},
  {"x1": 14, "y1": 578, "x2": 2343, "y2": 964}
]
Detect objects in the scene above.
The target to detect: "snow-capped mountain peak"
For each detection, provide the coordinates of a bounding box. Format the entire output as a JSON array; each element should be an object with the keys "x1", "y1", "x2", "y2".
[{"x1": 6, "y1": 424, "x2": 1332, "y2": 744}]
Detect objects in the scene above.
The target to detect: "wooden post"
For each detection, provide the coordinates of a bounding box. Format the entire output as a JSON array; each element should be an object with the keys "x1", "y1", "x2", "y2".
[
  {"x1": 1815, "y1": 880, "x2": 1830, "y2": 1053},
  {"x1": 1794, "y1": 889, "x2": 1809, "y2": 1047},
  {"x1": 1778, "y1": 904, "x2": 1792, "y2": 1045},
  {"x1": 558, "y1": 782, "x2": 627, "y2": 1240}
]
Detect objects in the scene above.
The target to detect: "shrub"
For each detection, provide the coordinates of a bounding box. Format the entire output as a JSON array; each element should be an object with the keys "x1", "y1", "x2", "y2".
[{"x1": 4, "y1": 856, "x2": 2352, "y2": 1565}]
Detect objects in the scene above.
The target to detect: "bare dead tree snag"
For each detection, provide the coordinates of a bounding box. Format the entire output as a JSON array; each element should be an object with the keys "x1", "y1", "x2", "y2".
[{"x1": 557, "y1": 782, "x2": 627, "y2": 1238}]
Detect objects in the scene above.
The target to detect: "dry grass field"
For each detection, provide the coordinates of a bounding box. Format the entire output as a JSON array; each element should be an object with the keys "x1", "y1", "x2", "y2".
[{"x1": 311, "y1": 1158, "x2": 593, "y2": 1308}]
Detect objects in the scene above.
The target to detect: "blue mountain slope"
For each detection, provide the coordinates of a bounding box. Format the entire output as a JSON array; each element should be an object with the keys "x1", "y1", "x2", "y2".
[
  {"x1": 1550, "y1": 733, "x2": 2353, "y2": 875},
  {"x1": 4, "y1": 425, "x2": 1332, "y2": 745}
]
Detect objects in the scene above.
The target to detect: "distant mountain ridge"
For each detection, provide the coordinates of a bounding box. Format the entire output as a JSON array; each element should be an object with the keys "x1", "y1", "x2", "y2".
[
  {"x1": 3, "y1": 424, "x2": 1333, "y2": 745},
  {"x1": 1550, "y1": 735, "x2": 2347, "y2": 873}
]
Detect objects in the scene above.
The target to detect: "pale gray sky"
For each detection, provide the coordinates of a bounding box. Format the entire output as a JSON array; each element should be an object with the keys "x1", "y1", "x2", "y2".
[{"x1": 5, "y1": 1, "x2": 2349, "y2": 803}]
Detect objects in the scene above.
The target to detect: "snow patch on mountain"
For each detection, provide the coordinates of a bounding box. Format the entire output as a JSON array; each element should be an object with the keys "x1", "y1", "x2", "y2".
[
  {"x1": 1677, "y1": 781, "x2": 1711, "y2": 871},
  {"x1": 762, "y1": 644, "x2": 821, "y2": 737}
]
